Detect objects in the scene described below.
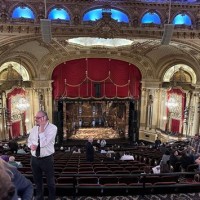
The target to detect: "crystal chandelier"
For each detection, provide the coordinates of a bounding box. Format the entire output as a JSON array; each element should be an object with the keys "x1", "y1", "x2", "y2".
[
  {"x1": 165, "y1": 97, "x2": 178, "y2": 111},
  {"x1": 16, "y1": 97, "x2": 30, "y2": 112}
]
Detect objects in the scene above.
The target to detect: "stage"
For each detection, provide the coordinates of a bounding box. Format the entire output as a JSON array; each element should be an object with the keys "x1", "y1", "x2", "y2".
[{"x1": 69, "y1": 127, "x2": 122, "y2": 140}]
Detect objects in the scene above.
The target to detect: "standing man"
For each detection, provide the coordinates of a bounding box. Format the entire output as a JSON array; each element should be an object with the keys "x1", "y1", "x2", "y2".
[
  {"x1": 28, "y1": 110, "x2": 57, "y2": 200},
  {"x1": 85, "y1": 137, "x2": 94, "y2": 162}
]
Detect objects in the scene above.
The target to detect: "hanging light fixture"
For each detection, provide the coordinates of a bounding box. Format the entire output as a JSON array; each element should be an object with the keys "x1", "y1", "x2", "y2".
[
  {"x1": 16, "y1": 58, "x2": 30, "y2": 113},
  {"x1": 16, "y1": 97, "x2": 30, "y2": 112},
  {"x1": 165, "y1": 96, "x2": 178, "y2": 111}
]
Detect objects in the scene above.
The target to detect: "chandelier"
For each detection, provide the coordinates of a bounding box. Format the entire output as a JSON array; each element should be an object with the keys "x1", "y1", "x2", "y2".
[
  {"x1": 16, "y1": 97, "x2": 30, "y2": 112},
  {"x1": 166, "y1": 97, "x2": 178, "y2": 109}
]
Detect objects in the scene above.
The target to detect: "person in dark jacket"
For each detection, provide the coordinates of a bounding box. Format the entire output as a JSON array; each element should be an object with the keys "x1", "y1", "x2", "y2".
[
  {"x1": 180, "y1": 150, "x2": 194, "y2": 171},
  {"x1": 85, "y1": 137, "x2": 94, "y2": 162},
  {"x1": 0, "y1": 158, "x2": 33, "y2": 200},
  {"x1": 169, "y1": 150, "x2": 180, "y2": 172},
  {"x1": 155, "y1": 137, "x2": 161, "y2": 149},
  {"x1": 8, "y1": 140, "x2": 18, "y2": 153},
  {"x1": 0, "y1": 168, "x2": 15, "y2": 200}
]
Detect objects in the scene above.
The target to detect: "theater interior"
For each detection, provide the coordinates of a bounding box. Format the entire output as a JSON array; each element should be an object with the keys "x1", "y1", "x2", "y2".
[{"x1": 1, "y1": 0, "x2": 200, "y2": 199}]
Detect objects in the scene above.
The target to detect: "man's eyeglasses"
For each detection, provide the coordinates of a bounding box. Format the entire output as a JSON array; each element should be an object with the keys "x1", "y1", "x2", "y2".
[{"x1": 34, "y1": 116, "x2": 45, "y2": 119}]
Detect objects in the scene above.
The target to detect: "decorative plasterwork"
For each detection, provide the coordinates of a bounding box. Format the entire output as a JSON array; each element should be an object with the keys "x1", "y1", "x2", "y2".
[
  {"x1": 163, "y1": 64, "x2": 196, "y2": 84},
  {"x1": 32, "y1": 80, "x2": 53, "y2": 89},
  {"x1": 0, "y1": 62, "x2": 29, "y2": 81}
]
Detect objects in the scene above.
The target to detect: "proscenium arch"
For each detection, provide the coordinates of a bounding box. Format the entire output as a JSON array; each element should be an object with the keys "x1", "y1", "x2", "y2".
[
  {"x1": 163, "y1": 64, "x2": 196, "y2": 84},
  {"x1": 0, "y1": 61, "x2": 30, "y2": 81}
]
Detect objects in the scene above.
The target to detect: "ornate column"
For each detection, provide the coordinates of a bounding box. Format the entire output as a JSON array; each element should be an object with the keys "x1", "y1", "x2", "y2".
[
  {"x1": 140, "y1": 83, "x2": 148, "y2": 130},
  {"x1": 0, "y1": 92, "x2": 7, "y2": 140},
  {"x1": 146, "y1": 89, "x2": 153, "y2": 130},
  {"x1": 151, "y1": 88, "x2": 160, "y2": 130},
  {"x1": 191, "y1": 92, "x2": 200, "y2": 136},
  {"x1": 182, "y1": 91, "x2": 193, "y2": 137},
  {"x1": 140, "y1": 80, "x2": 161, "y2": 131},
  {"x1": 159, "y1": 89, "x2": 168, "y2": 130}
]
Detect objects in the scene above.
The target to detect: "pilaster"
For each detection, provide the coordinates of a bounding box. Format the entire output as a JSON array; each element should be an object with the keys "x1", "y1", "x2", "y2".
[{"x1": 191, "y1": 92, "x2": 200, "y2": 136}]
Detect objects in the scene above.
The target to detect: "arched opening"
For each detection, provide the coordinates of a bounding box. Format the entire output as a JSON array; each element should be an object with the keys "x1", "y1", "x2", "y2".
[{"x1": 0, "y1": 62, "x2": 31, "y2": 140}]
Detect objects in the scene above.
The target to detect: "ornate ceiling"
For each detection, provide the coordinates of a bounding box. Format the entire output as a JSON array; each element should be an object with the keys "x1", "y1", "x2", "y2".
[{"x1": 0, "y1": 0, "x2": 200, "y2": 86}]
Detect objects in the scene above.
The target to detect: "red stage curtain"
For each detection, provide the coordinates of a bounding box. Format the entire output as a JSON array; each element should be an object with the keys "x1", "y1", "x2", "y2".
[
  {"x1": 87, "y1": 58, "x2": 109, "y2": 81},
  {"x1": 52, "y1": 58, "x2": 141, "y2": 99},
  {"x1": 12, "y1": 121, "x2": 21, "y2": 138}
]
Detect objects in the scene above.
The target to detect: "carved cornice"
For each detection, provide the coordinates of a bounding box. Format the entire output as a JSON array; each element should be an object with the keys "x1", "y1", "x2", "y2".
[{"x1": 32, "y1": 80, "x2": 53, "y2": 89}]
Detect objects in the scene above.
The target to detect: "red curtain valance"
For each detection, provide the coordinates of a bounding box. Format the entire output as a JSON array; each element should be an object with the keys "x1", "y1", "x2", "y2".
[{"x1": 52, "y1": 58, "x2": 141, "y2": 99}]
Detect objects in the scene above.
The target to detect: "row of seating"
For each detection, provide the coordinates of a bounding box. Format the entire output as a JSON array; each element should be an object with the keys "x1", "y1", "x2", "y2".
[{"x1": 25, "y1": 172, "x2": 200, "y2": 197}]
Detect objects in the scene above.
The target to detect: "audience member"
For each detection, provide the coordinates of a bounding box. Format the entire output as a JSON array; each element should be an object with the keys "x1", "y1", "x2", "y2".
[
  {"x1": 159, "y1": 143, "x2": 167, "y2": 154},
  {"x1": 8, "y1": 156, "x2": 23, "y2": 168},
  {"x1": 155, "y1": 137, "x2": 161, "y2": 149},
  {"x1": 85, "y1": 137, "x2": 94, "y2": 162},
  {"x1": 100, "y1": 139, "x2": 106, "y2": 148},
  {"x1": 17, "y1": 145, "x2": 27, "y2": 154},
  {"x1": 96, "y1": 139, "x2": 101, "y2": 151},
  {"x1": 1, "y1": 154, "x2": 9, "y2": 162},
  {"x1": 23, "y1": 144, "x2": 29, "y2": 152},
  {"x1": 115, "y1": 152, "x2": 121, "y2": 160},
  {"x1": 188, "y1": 134, "x2": 200, "y2": 159},
  {"x1": 195, "y1": 156, "x2": 200, "y2": 171},
  {"x1": 160, "y1": 150, "x2": 171, "y2": 173},
  {"x1": 3, "y1": 143, "x2": 10, "y2": 150},
  {"x1": 104, "y1": 152, "x2": 114, "y2": 161},
  {"x1": 0, "y1": 168, "x2": 15, "y2": 200},
  {"x1": 142, "y1": 166, "x2": 152, "y2": 174},
  {"x1": 180, "y1": 150, "x2": 194, "y2": 171},
  {"x1": 60, "y1": 146, "x2": 64, "y2": 151},
  {"x1": 71, "y1": 146, "x2": 78, "y2": 153},
  {"x1": 0, "y1": 141, "x2": 4, "y2": 153},
  {"x1": 0, "y1": 158, "x2": 33, "y2": 200},
  {"x1": 8, "y1": 139, "x2": 18, "y2": 153},
  {"x1": 169, "y1": 150, "x2": 180, "y2": 172}
]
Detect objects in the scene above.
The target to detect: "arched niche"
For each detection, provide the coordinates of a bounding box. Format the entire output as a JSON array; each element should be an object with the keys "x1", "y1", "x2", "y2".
[
  {"x1": 163, "y1": 64, "x2": 196, "y2": 84},
  {"x1": 0, "y1": 61, "x2": 30, "y2": 81}
]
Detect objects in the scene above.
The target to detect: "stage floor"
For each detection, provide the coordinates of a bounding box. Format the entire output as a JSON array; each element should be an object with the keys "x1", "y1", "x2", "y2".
[{"x1": 69, "y1": 127, "x2": 121, "y2": 140}]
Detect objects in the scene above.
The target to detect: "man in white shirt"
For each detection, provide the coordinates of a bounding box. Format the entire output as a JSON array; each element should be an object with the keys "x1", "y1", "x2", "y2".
[{"x1": 28, "y1": 110, "x2": 57, "y2": 200}]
